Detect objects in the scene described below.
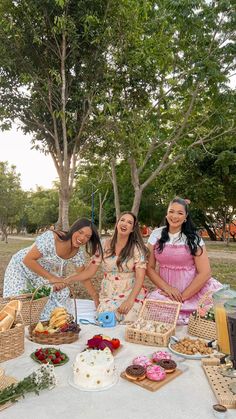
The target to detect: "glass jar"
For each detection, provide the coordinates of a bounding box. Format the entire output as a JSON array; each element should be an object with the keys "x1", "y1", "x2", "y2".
[
  {"x1": 224, "y1": 299, "x2": 236, "y2": 368},
  {"x1": 212, "y1": 286, "x2": 236, "y2": 354}
]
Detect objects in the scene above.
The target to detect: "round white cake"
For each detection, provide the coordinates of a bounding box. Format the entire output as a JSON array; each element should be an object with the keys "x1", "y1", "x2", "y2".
[{"x1": 73, "y1": 348, "x2": 115, "y2": 389}]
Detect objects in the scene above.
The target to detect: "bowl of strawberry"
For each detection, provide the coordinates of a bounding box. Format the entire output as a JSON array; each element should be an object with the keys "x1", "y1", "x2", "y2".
[
  {"x1": 31, "y1": 347, "x2": 69, "y2": 366},
  {"x1": 87, "y1": 335, "x2": 121, "y2": 353}
]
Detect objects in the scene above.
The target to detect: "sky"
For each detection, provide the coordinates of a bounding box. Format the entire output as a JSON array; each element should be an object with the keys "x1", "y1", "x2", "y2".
[{"x1": 0, "y1": 125, "x2": 58, "y2": 191}]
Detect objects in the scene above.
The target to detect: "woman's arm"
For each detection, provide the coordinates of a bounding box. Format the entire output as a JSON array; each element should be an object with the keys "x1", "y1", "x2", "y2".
[
  {"x1": 181, "y1": 246, "x2": 212, "y2": 301},
  {"x1": 146, "y1": 244, "x2": 182, "y2": 302},
  {"x1": 66, "y1": 261, "x2": 99, "y2": 284},
  {"x1": 23, "y1": 245, "x2": 61, "y2": 284},
  {"x1": 81, "y1": 279, "x2": 99, "y2": 308},
  {"x1": 117, "y1": 266, "x2": 146, "y2": 315},
  {"x1": 66, "y1": 262, "x2": 100, "y2": 306}
]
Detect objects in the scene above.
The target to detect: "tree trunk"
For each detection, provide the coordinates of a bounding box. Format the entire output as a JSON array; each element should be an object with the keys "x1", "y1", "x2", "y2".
[
  {"x1": 203, "y1": 222, "x2": 217, "y2": 241},
  {"x1": 110, "y1": 158, "x2": 120, "y2": 221},
  {"x1": 99, "y1": 193, "x2": 102, "y2": 234},
  {"x1": 131, "y1": 188, "x2": 143, "y2": 217}
]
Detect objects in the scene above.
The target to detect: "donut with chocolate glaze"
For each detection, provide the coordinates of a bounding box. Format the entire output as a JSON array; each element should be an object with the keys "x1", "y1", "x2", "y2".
[
  {"x1": 125, "y1": 365, "x2": 146, "y2": 381},
  {"x1": 157, "y1": 359, "x2": 177, "y2": 373}
]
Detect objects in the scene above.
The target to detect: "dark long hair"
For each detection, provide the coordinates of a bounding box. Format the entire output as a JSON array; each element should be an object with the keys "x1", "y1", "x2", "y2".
[
  {"x1": 54, "y1": 218, "x2": 103, "y2": 257},
  {"x1": 106, "y1": 211, "x2": 149, "y2": 271},
  {"x1": 156, "y1": 197, "x2": 202, "y2": 256}
]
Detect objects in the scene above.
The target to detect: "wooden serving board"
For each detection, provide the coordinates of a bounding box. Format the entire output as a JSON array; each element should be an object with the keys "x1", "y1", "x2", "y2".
[
  {"x1": 202, "y1": 363, "x2": 236, "y2": 408},
  {"x1": 0, "y1": 375, "x2": 18, "y2": 411},
  {"x1": 120, "y1": 368, "x2": 182, "y2": 392}
]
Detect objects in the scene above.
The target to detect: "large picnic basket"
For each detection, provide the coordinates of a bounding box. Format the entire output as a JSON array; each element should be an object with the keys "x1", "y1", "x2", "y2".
[
  {"x1": 125, "y1": 299, "x2": 181, "y2": 347},
  {"x1": 0, "y1": 320, "x2": 25, "y2": 362},
  {"x1": 0, "y1": 292, "x2": 49, "y2": 326},
  {"x1": 28, "y1": 285, "x2": 80, "y2": 345},
  {"x1": 187, "y1": 292, "x2": 216, "y2": 340}
]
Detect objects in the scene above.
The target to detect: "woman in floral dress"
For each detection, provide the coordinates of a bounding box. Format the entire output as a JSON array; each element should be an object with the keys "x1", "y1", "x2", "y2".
[
  {"x1": 3, "y1": 218, "x2": 102, "y2": 320},
  {"x1": 146, "y1": 197, "x2": 222, "y2": 324},
  {"x1": 67, "y1": 212, "x2": 149, "y2": 323}
]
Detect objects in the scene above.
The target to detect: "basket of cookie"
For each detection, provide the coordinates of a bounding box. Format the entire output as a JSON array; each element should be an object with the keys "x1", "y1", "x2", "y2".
[
  {"x1": 125, "y1": 299, "x2": 181, "y2": 347},
  {"x1": 187, "y1": 292, "x2": 216, "y2": 340}
]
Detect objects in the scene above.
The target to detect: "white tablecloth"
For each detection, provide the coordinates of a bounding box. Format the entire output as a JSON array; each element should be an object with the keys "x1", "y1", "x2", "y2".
[{"x1": 0, "y1": 321, "x2": 234, "y2": 418}]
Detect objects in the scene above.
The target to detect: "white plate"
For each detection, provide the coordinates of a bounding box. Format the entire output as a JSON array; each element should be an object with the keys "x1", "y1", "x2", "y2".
[
  {"x1": 68, "y1": 373, "x2": 119, "y2": 392},
  {"x1": 168, "y1": 343, "x2": 211, "y2": 360}
]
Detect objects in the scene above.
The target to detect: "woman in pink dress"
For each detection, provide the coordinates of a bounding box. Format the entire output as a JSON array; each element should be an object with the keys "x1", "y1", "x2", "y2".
[
  {"x1": 67, "y1": 212, "x2": 148, "y2": 323},
  {"x1": 147, "y1": 197, "x2": 222, "y2": 324}
]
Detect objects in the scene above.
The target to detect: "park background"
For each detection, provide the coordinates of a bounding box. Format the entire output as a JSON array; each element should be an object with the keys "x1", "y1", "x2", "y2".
[{"x1": 0, "y1": 1, "x2": 235, "y2": 295}]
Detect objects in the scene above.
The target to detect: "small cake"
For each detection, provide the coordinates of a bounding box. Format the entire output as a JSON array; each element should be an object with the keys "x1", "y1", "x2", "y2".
[{"x1": 73, "y1": 348, "x2": 115, "y2": 389}]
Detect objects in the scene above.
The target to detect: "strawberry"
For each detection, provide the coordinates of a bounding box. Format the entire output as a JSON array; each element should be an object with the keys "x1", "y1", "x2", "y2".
[
  {"x1": 55, "y1": 351, "x2": 61, "y2": 357},
  {"x1": 52, "y1": 357, "x2": 61, "y2": 364},
  {"x1": 37, "y1": 353, "x2": 46, "y2": 361}
]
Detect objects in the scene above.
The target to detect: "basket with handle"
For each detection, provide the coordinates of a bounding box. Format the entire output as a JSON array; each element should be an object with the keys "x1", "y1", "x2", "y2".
[
  {"x1": 0, "y1": 289, "x2": 49, "y2": 326},
  {"x1": 188, "y1": 291, "x2": 216, "y2": 340},
  {"x1": 28, "y1": 283, "x2": 80, "y2": 345},
  {"x1": 125, "y1": 299, "x2": 181, "y2": 347},
  {"x1": 0, "y1": 301, "x2": 25, "y2": 362}
]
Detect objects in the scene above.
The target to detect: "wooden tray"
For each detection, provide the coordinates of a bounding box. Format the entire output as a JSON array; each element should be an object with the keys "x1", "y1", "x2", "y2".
[
  {"x1": 0, "y1": 375, "x2": 18, "y2": 411},
  {"x1": 120, "y1": 368, "x2": 182, "y2": 392},
  {"x1": 202, "y1": 360, "x2": 236, "y2": 408}
]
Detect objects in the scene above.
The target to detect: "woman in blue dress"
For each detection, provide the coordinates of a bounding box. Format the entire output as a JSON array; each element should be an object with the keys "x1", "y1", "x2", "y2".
[{"x1": 3, "y1": 218, "x2": 102, "y2": 320}]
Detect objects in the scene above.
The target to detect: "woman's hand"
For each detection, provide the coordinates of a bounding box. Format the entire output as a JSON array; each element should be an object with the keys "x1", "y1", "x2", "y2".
[
  {"x1": 48, "y1": 276, "x2": 66, "y2": 292},
  {"x1": 160, "y1": 286, "x2": 183, "y2": 302},
  {"x1": 117, "y1": 297, "x2": 134, "y2": 315}
]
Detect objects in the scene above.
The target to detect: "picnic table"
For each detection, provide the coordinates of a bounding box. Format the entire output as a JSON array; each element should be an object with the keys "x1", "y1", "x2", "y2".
[{"x1": 0, "y1": 323, "x2": 235, "y2": 419}]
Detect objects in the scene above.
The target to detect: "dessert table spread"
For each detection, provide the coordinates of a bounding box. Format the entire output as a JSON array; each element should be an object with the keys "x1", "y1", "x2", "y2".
[{"x1": 0, "y1": 322, "x2": 235, "y2": 419}]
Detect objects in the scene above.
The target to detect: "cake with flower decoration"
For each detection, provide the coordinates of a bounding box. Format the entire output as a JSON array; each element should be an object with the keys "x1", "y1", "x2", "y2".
[{"x1": 73, "y1": 347, "x2": 115, "y2": 389}]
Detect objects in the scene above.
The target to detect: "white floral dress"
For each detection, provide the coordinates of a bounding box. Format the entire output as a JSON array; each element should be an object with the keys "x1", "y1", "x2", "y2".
[
  {"x1": 92, "y1": 241, "x2": 147, "y2": 323},
  {"x1": 3, "y1": 230, "x2": 85, "y2": 320}
]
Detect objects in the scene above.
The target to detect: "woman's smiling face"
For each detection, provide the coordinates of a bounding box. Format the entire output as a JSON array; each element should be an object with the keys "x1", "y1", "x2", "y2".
[
  {"x1": 116, "y1": 213, "x2": 135, "y2": 236},
  {"x1": 72, "y1": 227, "x2": 92, "y2": 247},
  {"x1": 166, "y1": 202, "x2": 187, "y2": 233}
]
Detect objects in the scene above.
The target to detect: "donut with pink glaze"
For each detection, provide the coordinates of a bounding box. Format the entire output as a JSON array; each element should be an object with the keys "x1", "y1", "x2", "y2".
[
  {"x1": 146, "y1": 365, "x2": 166, "y2": 382},
  {"x1": 133, "y1": 356, "x2": 152, "y2": 368},
  {"x1": 152, "y1": 351, "x2": 171, "y2": 363}
]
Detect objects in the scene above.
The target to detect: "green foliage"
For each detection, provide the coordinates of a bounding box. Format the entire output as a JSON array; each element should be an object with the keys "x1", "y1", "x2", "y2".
[
  {"x1": 0, "y1": 162, "x2": 26, "y2": 233},
  {"x1": 24, "y1": 188, "x2": 59, "y2": 232}
]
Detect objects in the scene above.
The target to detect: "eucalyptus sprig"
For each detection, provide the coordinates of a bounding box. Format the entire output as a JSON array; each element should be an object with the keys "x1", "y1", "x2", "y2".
[{"x1": 0, "y1": 364, "x2": 56, "y2": 406}]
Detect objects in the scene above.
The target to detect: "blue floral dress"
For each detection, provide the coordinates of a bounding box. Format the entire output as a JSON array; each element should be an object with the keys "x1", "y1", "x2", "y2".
[{"x1": 3, "y1": 230, "x2": 85, "y2": 320}]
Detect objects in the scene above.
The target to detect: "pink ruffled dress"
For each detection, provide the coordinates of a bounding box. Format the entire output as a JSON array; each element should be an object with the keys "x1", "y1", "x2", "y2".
[{"x1": 147, "y1": 228, "x2": 222, "y2": 324}]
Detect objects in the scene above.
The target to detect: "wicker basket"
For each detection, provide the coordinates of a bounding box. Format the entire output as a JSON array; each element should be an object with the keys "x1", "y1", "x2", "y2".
[
  {"x1": 0, "y1": 323, "x2": 25, "y2": 362},
  {"x1": 187, "y1": 292, "x2": 216, "y2": 340},
  {"x1": 125, "y1": 299, "x2": 181, "y2": 347},
  {"x1": 0, "y1": 293, "x2": 49, "y2": 326},
  {"x1": 28, "y1": 285, "x2": 80, "y2": 345}
]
